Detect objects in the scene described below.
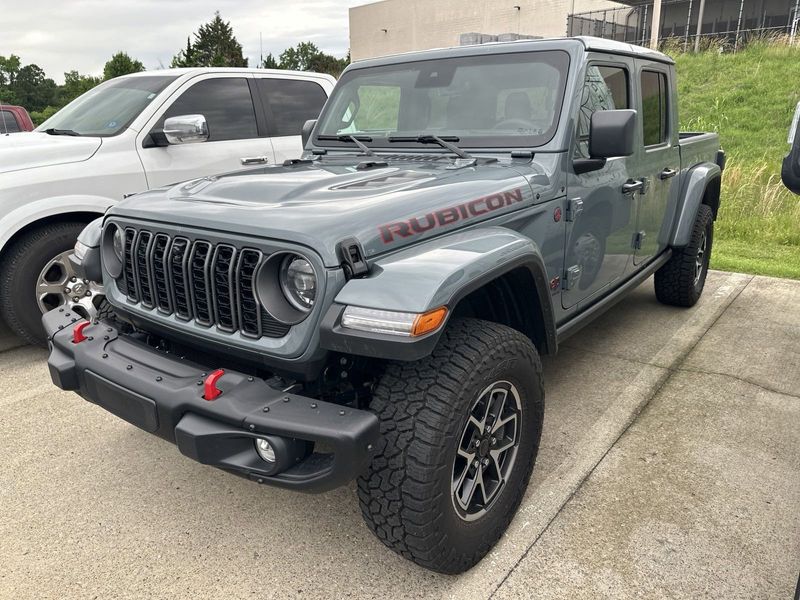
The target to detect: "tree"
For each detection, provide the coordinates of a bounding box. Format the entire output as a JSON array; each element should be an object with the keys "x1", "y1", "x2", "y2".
[
  {"x1": 261, "y1": 53, "x2": 280, "y2": 69},
  {"x1": 279, "y1": 42, "x2": 322, "y2": 71},
  {"x1": 103, "y1": 52, "x2": 145, "y2": 80},
  {"x1": 171, "y1": 37, "x2": 195, "y2": 68},
  {"x1": 61, "y1": 70, "x2": 101, "y2": 104},
  {"x1": 0, "y1": 54, "x2": 21, "y2": 87},
  {"x1": 14, "y1": 64, "x2": 58, "y2": 112},
  {"x1": 277, "y1": 42, "x2": 349, "y2": 77},
  {"x1": 172, "y1": 12, "x2": 247, "y2": 68}
]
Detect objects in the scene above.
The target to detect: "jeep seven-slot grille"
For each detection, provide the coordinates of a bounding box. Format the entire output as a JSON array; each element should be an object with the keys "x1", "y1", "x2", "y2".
[{"x1": 120, "y1": 229, "x2": 289, "y2": 339}]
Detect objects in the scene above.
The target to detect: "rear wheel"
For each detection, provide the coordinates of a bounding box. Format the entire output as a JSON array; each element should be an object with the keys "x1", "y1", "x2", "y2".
[
  {"x1": 357, "y1": 318, "x2": 544, "y2": 573},
  {"x1": 0, "y1": 222, "x2": 103, "y2": 345},
  {"x1": 654, "y1": 204, "x2": 713, "y2": 307}
]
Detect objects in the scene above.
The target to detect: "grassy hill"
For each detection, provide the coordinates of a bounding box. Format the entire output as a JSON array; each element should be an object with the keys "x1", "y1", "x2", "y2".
[{"x1": 672, "y1": 40, "x2": 800, "y2": 279}]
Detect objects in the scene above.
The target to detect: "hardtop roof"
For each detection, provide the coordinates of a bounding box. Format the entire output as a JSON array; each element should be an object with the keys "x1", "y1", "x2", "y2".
[{"x1": 348, "y1": 36, "x2": 674, "y2": 70}]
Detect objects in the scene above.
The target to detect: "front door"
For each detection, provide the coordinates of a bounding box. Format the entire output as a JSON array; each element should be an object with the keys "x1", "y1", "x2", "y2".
[
  {"x1": 631, "y1": 64, "x2": 680, "y2": 265},
  {"x1": 137, "y1": 74, "x2": 275, "y2": 189},
  {"x1": 563, "y1": 60, "x2": 637, "y2": 309}
]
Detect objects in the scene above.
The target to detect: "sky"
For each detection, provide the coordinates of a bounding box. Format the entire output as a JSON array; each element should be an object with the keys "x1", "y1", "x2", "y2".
[{"x1": 0, "y1": 0, "x2": 372, "y2": 83}]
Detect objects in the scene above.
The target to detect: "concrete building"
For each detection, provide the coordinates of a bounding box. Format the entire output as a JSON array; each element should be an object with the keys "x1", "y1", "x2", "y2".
[{"x1": 349, "y1": 0, "x2": 624, "y2": 60}]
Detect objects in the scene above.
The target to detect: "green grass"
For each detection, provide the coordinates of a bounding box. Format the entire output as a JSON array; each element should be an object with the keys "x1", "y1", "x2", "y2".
[{"x1": 671, "y1": 38, "x2": 800, "y2": 279}]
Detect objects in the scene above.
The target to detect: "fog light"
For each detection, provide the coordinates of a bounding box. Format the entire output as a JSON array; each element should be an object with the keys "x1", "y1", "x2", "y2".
[{"x1": 255, "y1": 438, "x2": 276, "y2": 463}]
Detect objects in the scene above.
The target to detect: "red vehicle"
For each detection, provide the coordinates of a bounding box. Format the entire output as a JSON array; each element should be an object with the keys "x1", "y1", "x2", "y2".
[{"x1": 0, "y1": 105, "x2": 34, "y2": 133}]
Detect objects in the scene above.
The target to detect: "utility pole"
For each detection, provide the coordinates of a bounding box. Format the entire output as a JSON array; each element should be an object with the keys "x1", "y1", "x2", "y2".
[
  {"x1": 650, "y1": 0, "x2": 663, "y2": 49},
  {"x1": 693, "y1": 0, "x2": 707, "y2": 52}
]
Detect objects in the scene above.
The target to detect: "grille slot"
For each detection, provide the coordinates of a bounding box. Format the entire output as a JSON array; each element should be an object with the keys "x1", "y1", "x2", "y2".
[
  {"x1": 189, "y1": 241, "x2": 213, "y2": 326},
  {"x1": 237, "y1": 249, "x2": 262, "y2": 337},
  {"x1": 212, "y1": 244, "x2": 237, "y2": 332},
  {"x1": 134, "y1": 231, "x2": 154, "y2": 308},
  {"x1": 170, "y1": 238, "x2": 191, "y2": 320},
  {"x1": 117, "y1": 227, "x2": 290, "y2": 339},
  {"x1": 152, "y1": 234, "x2": 171, "y2": 313},
  {"x1": 122, "y1": 228, "x2": 138, "y2": 301}
]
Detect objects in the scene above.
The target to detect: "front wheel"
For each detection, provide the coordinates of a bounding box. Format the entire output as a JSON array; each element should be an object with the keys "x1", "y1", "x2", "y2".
[
  {"x1": 357, "y1": 319, "x2": 544, "y2": 573},
  {"x1": 0, "y1": 222, "x2": 104, "y2": 346}
]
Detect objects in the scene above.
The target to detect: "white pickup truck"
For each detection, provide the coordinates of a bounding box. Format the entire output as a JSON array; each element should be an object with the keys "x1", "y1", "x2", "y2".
[{"x1": 0, "y1": 67, "x2": 336, "y2": 344}]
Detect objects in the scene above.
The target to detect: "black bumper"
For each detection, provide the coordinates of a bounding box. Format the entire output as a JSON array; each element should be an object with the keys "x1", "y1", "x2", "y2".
[{"x1": 44, "y1": 309, "x2": 379, "y2": 493}]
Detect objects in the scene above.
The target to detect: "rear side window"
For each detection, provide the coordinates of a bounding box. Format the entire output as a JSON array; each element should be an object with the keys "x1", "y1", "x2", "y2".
[
  {"x1": 640, "y1": 70, "x2": 668, "y2": 146},
  {"x1": 159, "y1": 78, "x2": 258, "y2": 142},
  {"x1": 0, "y1": 110, "x2": 21, "y2": 133},
  {"x1": 257, "y1": 78, "x2": 327, "y2": 136},
  {"x1": 575, "y1": 65, "x2": 629, "y2": 159}
]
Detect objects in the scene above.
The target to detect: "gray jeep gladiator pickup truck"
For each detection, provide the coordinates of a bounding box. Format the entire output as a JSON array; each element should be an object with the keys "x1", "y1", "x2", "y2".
[{"x1": 45, "y1": 37, "x2": 724, "y2": 573}]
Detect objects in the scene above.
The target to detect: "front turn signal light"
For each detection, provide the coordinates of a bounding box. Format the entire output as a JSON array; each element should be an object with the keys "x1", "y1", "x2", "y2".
[{"x1": 412, "y1": 307, "x2": 448, "y2": 337}]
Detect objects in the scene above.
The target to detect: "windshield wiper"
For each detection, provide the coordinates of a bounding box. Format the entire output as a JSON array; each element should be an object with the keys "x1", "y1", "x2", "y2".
[
  {"x1": 387, "y1": 134, "x2": 472, "y2": 160},
  {"x1": 44, "y1": 128, "x2": 81, "y2": 137},
  {"x1": 317, "y1": 134, "x2": 375, "y2": 156}
]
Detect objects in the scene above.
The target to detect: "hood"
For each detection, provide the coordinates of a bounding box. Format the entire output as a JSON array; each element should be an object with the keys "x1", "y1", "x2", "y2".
[
  {"x1": 0, "y1": 132, "x2": 102, "y2": 174},
  {"x1": 110, "y1": 156, "x2": 559, "y2": 266}
]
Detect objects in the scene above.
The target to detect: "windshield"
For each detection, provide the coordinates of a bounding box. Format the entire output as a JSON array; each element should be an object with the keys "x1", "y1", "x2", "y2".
[
  {"x1": 316, "y1": 50, "x2": 570, "y2": 149},
  {"x1": 37, "y1": 75, "x2": 178, "y2": 137}
]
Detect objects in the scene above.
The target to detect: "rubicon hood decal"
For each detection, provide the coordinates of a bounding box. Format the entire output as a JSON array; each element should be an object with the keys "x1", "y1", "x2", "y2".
[{"x1": 379, "y1": 188, "x2": 525, "y2": 243}]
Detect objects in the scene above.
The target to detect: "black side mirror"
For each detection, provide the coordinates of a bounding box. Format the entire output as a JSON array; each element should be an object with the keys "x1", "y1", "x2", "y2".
[
  {"x1": 574, "y1": 109, "x2": 636, "y2": 174},
  {"x1": 782, "y1": 102, "x2": 800, "y2": 195},
  {"x1": 301, "y1": 119, "x2": 317, "y2": 149}
]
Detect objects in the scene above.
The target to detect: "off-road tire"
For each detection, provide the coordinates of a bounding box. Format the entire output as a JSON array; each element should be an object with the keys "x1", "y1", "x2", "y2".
[
  {"x1": 0, "y1": 222, "x2": 87, "y2": 346},
  {"x1": 654, "y1": 204, "x2": 713, "y2": 308},
  {"x1": 357, "y1": 318, "x2": 544, "y2": 574}
]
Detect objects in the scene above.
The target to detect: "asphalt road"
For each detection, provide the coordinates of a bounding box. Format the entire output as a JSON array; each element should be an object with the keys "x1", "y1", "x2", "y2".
[{"x1": 0, "y1": 271, "x2": 797, "y2": 599}]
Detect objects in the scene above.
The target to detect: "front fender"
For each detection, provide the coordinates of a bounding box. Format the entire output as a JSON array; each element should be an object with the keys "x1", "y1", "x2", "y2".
[
  {"x1": 0, "y1": 195, "x2": 112, "y2": 255},
  {"x1": 670, "y1": 163, "x2": 721, "y2": 247},
  {"x1": 320, "y1": 227, "x2": 556, "y2": 361}
]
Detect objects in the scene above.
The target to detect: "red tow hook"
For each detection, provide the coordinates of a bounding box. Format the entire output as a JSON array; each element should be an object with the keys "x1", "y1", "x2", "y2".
[
  {"x1": 72, "y1": 321, "x2": 91, "y2": 344},
  {"x1": 203, "y1": 369, "x2": 225, "y2": 401}
]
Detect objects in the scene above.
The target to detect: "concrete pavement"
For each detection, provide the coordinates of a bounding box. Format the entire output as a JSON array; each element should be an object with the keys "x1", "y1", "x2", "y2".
[{"x1": 0, "y1": 271, "x2": 797, "y2": 599}]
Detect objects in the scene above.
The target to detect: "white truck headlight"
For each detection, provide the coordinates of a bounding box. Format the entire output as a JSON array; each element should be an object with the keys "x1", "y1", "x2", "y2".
[
  {"x1": 341, "y1": 306, "x2": 448, "y2": 337},
  {"x1": 73, "y1": 240, "x2": 90, "y2": 262}
]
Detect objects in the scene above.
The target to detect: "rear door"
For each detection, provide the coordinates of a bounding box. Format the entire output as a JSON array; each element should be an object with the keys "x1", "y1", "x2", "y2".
[
  {"x1": 252, "y1": 75, "x2": 330, "y2": 163},
  {"x1": 563, "y1": 58, "x2": 637, "y2": 309},
  {"x1": 137, "y1": 74, "x2": 274, "y2": 189},
  {"x1": 631, "y1": 63, "x2": 680, "y2": 265}
]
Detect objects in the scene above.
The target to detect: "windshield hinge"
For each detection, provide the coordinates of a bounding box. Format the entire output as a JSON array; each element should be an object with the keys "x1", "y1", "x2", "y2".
[{"x1": 337, "y1": 237, "x2": 369, "y2": 279}]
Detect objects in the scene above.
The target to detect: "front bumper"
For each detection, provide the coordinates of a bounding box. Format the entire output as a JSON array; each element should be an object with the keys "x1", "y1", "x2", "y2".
[{"x1": 43, "y1": 309, "x2": 380, "y2": 493}]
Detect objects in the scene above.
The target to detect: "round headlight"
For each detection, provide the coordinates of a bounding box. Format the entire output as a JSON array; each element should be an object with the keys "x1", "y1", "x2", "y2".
[
  {"x1": 112, "y1": 227, "x2": 124, "y2": 263},
  {"x1": 279, "y1": 255, "x2": 316, "y2": 311}
]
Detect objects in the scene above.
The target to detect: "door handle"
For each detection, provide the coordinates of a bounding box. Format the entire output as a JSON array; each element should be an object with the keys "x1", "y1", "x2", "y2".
[
  {"x1": 659, "y1": 168, "x2": 678, "y2": 180},
  {"x1": 240, "y1": 155, "x2": 270, "y2": 165},
  {"x1": 622, "y1": 179, "x2": 644, "y2": 195}
]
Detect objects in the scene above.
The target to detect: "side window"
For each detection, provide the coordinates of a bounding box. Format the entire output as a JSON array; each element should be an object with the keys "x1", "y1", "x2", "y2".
[
  {"x1": 640, "y1": 70, "x2": 668, "y2": 146},
  {"x1": 156, "y1": 78, "x2": 258, "y2": 142},
  {"x1": 575, "y1": 66, "x2": 629, "y2": 159},
  {"x1": 0, "y1": 110, "x2": 21, "y2": 133},
  {"x1": 257, "y1": 78, "x2": 327, "y2": 137}
]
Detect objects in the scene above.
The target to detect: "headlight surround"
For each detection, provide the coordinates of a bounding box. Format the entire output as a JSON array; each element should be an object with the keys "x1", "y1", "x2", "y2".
[
  {"x1": 101, "y1": 223, "x2": 124, "y2": 279},
  {"x1": 279, "y1": 255, "x2": 316, "y2": 311},
  {"x1": 255, "y1": 251, "x2": 319, "y2": 325}
]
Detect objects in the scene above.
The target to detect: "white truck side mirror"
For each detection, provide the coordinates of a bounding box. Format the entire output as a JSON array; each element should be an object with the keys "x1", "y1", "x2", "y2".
[{"x1": 163, "y1": 114, "x2": 209, "y2": 144}]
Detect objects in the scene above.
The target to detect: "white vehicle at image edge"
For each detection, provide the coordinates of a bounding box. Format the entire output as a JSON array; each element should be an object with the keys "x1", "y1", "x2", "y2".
[{"x1": 0, "y1": 68, "x2": 336, "y2": 345}]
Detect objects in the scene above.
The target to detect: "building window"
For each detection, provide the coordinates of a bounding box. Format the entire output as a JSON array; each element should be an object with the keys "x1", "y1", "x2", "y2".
[
  {"x1": 575, "y1": 65, "x2": 629, "y2": 159},
  {"x1": 640, "y1": 70, "x2": 668, "y2": 146}
]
